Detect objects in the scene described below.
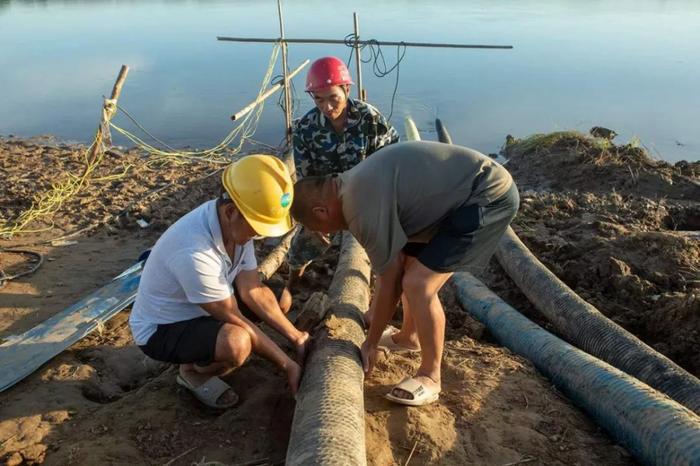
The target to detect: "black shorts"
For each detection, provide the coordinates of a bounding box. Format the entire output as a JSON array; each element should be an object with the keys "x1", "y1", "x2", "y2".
[
  {"x1": 140, "y1": 315, "x2": 224, "y2": 365},
  {"x1": 403, "y1": 182, "x2": 519, "y2": 273},
  {"x1": 139, "y1": 281, "x2": 284, "y2": 364}
]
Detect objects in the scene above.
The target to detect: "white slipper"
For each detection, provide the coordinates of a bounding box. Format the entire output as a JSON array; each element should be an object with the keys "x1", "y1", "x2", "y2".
[
  {"x1": 377, "y1": 326, "x2": 420, "y2": 354},
  {"x1": 176, "y1": 374, "x2": 239, "y2": 409},
  {"x1": 385, "y1": 377, "x2": 441, "y2": 406}
]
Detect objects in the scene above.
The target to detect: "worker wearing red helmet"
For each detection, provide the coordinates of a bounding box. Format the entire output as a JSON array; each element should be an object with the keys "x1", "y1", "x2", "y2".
[{"x1": 278, "y1": 56, "x2": 399, "y2": 312}]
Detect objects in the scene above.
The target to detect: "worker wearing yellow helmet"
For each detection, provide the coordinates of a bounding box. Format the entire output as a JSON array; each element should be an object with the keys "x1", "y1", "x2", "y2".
[{"x1": 129, "y1": 154, "x2": 309, "y2": 410}]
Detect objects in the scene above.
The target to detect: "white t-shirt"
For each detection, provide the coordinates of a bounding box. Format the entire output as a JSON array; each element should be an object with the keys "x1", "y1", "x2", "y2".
[{"x1": 129, "y1": 200, "x2": 257, "y2": 345}]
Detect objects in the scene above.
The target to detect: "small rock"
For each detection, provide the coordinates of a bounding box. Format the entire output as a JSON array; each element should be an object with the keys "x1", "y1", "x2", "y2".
[{"x1": 590, "y1": 126, "x2": 618, "y2": 140}]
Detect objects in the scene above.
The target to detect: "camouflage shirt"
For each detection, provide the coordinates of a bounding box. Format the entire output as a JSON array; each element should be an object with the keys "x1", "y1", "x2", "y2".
[{"x1": 293, "y1": 99, "x2": 399, "y2": 178}]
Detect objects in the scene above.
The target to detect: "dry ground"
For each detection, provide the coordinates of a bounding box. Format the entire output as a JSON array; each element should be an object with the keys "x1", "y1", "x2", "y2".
[{"x1": 1, "y1": 133, "x2": 697, "y2": 465}]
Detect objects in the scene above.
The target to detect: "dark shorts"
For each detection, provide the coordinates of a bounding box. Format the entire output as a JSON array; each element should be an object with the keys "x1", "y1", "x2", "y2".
[
  {"x1": 140, "y1": 316, "x2": 224, "y2": 364},
  {"x1": 139, "y1": 281, "x2": 284, "y2": 364},
  {"x1": 403, "y1": 182, "x2": 519, "y2": 273}
]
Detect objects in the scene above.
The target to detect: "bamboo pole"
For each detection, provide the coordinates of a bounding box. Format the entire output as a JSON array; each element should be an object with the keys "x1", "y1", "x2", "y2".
[
  {"x1": 353, "y1": 13, "x2": 363, "y2": 100},
  {"x1": 218, "y1": 36, "x2": 513, "y2": 49},
  {"x1": 231, "y1": 59, "x2": 309, "y2": 121},
  {"x1": 257, "y1": 226, "x2": 298, "y2": 281},
  {"x1": 276, "y1": 0, "x2": 296, "y2": 177},
  {"x1": 277, "y1": 0, "x2": 293, "y2": 147},
  {"x1": 87, "y1": 64, "x2": 129, "y2": 165}
]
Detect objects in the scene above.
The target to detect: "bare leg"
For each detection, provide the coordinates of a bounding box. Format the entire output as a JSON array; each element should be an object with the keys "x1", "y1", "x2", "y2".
[
  {"x1": 391, "y1": 261, "x2": 452, "y2": 400},
  {"x1": 279, "y1": 264, "x2": 308, "y2": 314},
  {"x1": 179, "y1": 323, "x2": 252, "y2": 405},
  {"x1": 387, "y1": 293, "x2": 420, "y2": 350},
  {"x1": 392, "y1": 257, "x2": 420, "y2": 349},
  {"x1": 192, "y1": 361, "x2": 236, "y2": 377}
]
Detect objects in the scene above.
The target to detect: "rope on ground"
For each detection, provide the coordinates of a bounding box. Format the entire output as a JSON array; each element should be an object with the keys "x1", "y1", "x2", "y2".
[
  {"x1": 4, "y1": 167, "x2": 224, "y2": 250},
  {"x1": 0, "y1": 137, "x2": 129, "y2": 238},
  {"x1": 0, "y1": 68, "x2": 130, "y2": 239},
  {"x1": 0, "y1": 249, "x2": 44, "y2": 289}
]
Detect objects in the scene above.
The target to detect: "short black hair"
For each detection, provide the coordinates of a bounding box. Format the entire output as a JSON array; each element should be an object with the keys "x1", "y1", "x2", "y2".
[{"x1": 291, "y1": 176, "x2": 330, "y2": 224}]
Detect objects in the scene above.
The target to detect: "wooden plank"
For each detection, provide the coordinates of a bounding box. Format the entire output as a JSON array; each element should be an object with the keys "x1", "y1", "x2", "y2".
[{"x1": 0, "y1": 262, "x2": 143, "y2": 392}]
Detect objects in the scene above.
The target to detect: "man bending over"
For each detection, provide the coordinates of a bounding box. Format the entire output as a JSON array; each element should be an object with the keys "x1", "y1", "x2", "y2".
[{"x1": 290, "y1": 141, "x2": 518, "y2": 406}]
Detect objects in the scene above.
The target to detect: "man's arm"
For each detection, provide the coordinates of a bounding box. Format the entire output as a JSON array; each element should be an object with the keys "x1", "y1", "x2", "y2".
[
  {"x1": 234, "y1": 270, "x2": 307, "y2": 348},
  {"x1": 361, "y1": 253, "x2": 404, "y2": 375},
  {"x1": 365, "y1": 254, "x2": 404, "y2": 347},
  {"x1": 199, "y1": 297, "x2": 295, "y2": 375}
]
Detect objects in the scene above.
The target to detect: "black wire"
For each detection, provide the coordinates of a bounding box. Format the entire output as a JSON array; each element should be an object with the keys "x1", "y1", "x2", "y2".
[
  {"x1": 343, "y1": 33, "x2": 407, "y2": 121},
  {"x1": 273, "y1": 68, "x2": 300, "y2": 120},
  {"x1": 271, "y1": 72, "x2": 299, "y2": 153},
  {"x1": 0, "y1": 249, "x2": 44, "y2": 289}
]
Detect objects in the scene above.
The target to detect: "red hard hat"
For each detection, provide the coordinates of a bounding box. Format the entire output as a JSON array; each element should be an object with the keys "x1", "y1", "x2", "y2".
[{"x1": 305, "y1": 56, "x2": 354, "y2": 92}]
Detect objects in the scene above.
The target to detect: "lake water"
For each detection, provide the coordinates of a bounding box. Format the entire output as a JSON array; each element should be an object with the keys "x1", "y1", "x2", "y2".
[{"x1": 1, "y1": 0, "x2": 698, "y2": 162}]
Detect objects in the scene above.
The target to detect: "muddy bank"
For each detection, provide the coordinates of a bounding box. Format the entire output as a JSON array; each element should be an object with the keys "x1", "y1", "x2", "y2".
[
  {"x1": 1, "y1": 133, "x2": 697, "y2": 464},
  {"x1": 500, "y1": 131, "x2": 699, "y2": 376}
]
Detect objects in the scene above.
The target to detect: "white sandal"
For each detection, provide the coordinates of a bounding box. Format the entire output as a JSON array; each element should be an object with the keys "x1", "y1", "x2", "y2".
[
  {"x1": 377, "y1": 326, "x2": 420, "y2": 354},
  {"x1": 176, "y1": 374, "x2": 239, "y2": 409},
  {"x1": 385, "y1": 377, "x2": 441, "y2": 406}
]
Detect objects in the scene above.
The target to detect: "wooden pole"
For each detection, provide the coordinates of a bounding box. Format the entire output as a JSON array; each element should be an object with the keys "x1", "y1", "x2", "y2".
[
  {"x1": 87, "y1": 64, "x2": 129, "y2": 165},
  {"x1": 231, "y1": 59, "x2": 309, "y2": 121},
  {"x1": 218, "y1": 36, "x2": 513, "y2": 49},
  {"x1": 109, "y1": 65, "x2": 130, "y2": 101},
  {"x1": 277, "y1": 0, "x2": 293, "y2": 148},
  {"x1": 353, "y1": 13, "x2": 363, "y2": 100}
]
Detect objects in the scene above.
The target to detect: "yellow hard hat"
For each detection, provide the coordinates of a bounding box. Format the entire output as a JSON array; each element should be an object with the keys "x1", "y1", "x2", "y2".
[{"x1": 222, "y1": 154, "x2": 294, "y2": 237}]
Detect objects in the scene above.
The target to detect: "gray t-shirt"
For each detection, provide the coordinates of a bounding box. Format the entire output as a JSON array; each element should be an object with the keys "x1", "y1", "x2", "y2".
[{"x1": 338, "y1": 141, "x2": 513, "y2": 273}]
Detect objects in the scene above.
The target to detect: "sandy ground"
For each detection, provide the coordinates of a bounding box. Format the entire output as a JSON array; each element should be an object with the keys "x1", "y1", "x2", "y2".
[{"x1": 1, "y1": 133, "x2": 697, "y2": 465}]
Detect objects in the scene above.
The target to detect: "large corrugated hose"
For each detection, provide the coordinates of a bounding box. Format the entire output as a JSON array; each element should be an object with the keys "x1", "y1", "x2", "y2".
[
  {"x1": 435, "y1": 118, "x2": 453, "y2": 144},
  {"x1": 286, "y1": 232, "x2": 372, "y2": 465},
  {"x1": 452, "y1": 272, "x2": 700, "y2": 466},
  {"x1": 495, "y1": 227, "x2": 700, "y2": 414}
]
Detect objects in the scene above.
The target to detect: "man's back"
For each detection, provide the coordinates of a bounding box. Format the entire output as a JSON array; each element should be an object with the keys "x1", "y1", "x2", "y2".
[{"x1": 339, "y1": 141, "x2": 513, "y2": 272}]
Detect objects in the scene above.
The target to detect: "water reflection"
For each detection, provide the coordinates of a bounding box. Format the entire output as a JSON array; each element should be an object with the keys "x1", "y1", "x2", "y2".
[{"x1": 0, "y1": 0, "x2": 698, "y2": 162}]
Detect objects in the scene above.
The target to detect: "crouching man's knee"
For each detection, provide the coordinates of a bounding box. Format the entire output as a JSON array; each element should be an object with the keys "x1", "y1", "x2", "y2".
[{"x1": 215, "y1": 323, "x2": 252, "y2": 367}]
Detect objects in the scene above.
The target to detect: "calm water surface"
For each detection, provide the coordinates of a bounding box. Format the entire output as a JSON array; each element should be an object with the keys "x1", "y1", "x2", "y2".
[{"x1": 1, "y1": 0, "x2": 698, "y2": 162}]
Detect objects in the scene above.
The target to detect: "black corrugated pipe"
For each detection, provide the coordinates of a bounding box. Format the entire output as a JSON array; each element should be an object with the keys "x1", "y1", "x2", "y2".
[
  {"x1": 453, "y1": 272, "x2": 700, "y2": 466},
  {"x1": 495, "y1": 226, "x2": 700, "y2": 414},
  {"x1": 435, "y1": 118, "x2": 453, "y2": 144},
  {"x1": 286, "y1": 232, "x2": 372, "y2": 465}
]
